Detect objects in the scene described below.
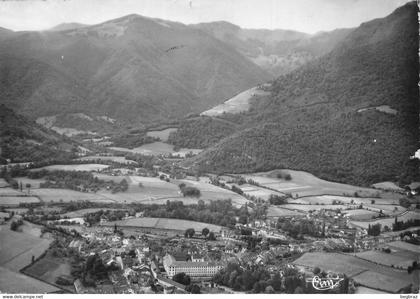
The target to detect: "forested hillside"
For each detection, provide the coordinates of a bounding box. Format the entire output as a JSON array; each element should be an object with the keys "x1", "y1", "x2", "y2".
[
  {"x1": 167, "y1": 117, "x2": 237, "y2": 149},
  {"x1": 193, "y1": 2, "x2": 419, "y2": 186},
  {"x1": 0, "y1": 105, "x2": 77, "y2": 163}
]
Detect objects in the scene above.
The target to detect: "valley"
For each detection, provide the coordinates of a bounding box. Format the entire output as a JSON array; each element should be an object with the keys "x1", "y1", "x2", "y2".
[{"x1": 0, "y1": 1, "x2": 419, "y2": 295}]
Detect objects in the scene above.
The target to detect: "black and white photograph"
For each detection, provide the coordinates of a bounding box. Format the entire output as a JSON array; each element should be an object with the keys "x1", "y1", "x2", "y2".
[{"x1": 0, "y1": 0, "x2": 419, "y2": 296}]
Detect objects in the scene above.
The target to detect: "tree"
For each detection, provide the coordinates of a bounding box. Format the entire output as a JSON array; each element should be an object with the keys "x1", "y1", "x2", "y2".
[
  {"x1": 173, "y1": 272, "x2": 191, "y2": 285},
  {"x1": 185, "y1": 284, "x2": 201, "y2": 294},
  {"x1": 184, "y1": 228, "x2": 195, "y2": 238},
  {"x1": 202, "y1": 227, "x2": 209, "y2": 238},
  {"x1": 208, "y1": 231, "x2": 216, "y2": 240}
]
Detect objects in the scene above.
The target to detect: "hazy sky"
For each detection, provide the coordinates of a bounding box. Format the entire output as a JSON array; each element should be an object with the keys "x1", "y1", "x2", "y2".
[{"x1": 0, "y1": 0, "x2": 412, "y2": 34}]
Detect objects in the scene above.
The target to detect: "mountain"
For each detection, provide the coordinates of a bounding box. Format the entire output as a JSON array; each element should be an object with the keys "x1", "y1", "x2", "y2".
[
  {"x1": 0, "y1": 105, "x2": 77, "y2": 164},
  {"x1": 0, "y1": 15, "x2": 269, "y2": 126},
  {"x1": 193, "y1": 22, "x2": 353, "y2": 76},
  {"x1": 49, "y1": 23, "x2": 87, "y2": 31},
  {"x1": 191, "y1": 2, "x2": 419, "y2": 186}
]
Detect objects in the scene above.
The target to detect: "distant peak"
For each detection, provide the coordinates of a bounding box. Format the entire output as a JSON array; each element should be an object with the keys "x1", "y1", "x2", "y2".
[{"x1": 49, "y1": 22, "x2": 87, "y2": 31}]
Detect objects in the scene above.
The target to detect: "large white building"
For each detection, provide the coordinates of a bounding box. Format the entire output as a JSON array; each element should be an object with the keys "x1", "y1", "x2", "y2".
[{"x1": 163, "y1": 254, "x2": 223, "y2": 280}]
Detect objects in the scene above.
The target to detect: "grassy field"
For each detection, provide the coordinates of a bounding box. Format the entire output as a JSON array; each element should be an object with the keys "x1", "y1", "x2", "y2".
[
  {"x1": 232, "y1": 183, "x2": 285, "y2": 201},
  {"x1": 343, "y1": 209, "x2": 379, "y2": 220},
  {"x1": 63, "y1": 208, "x2": 125, "y2": 218},
  {"x1": 0, "y1": 226, "x2": 52, "y2": 272},
  {"x1": 201, "y1": 86, "x2": 269, "y2": 116},
  {"x1": 267, "y1": 206, "x2": 305, "y2": 217},
  {"x1": 240, "y1": 170, "x2": 385, "y2": 198},
  {"x1": 146, "y1": 128, "x2": 178, "y2": 141},
  {"x1": 0, "y1": 266, "x2": 61, "y2": 293},
  {"x1": 14, "y1": 177, "x2": 46, "y2": 188},
  {"x1": 105, "y1": 217, "x2": 223, "y2": 232},
  {"x1": 95, "y1": 176, "x2": 249, "y2": 207},
  {"x1": 293, "y1": 252, "x2": 411, "y2": 293},
  {"x1": 0, "y1": 196, "x2": 40, "y2": 206},
  {"x1": 0, "y1": 178, "x2": 9, "y2": 187},
  {"x1": 176, "y1": 179, "x2": 249, "y2": 206},
  {"x1": 350, "y1": 211, "x2": 419, "y2": 229},
  {"x1": 31, "y1": 188, "x2": 114, "y2": 203},
  {"x1": 77, "y1": 155, "x2": 137, "y2": 165},
  {"x1": 0, "y1": 187, "x2": 24, "y2": 195},
  {"x1": 280, "y1": 203, "x2": 349, "y2": 212},
  {"x1": 352, "y1": 271, "x2": 410, "y2": 293},
  {"x1": 355, "y1": 250, "x2": 415, "y2": 268},
  {"x1": 24, "y1": 256, "x2": 73, "y2": 292},
  {"x1": 32, "y1": 164, "x2": 109, "y2": 172},
  {"x1": 109, "y1": 141, "x2": 202, "y2": 157}
]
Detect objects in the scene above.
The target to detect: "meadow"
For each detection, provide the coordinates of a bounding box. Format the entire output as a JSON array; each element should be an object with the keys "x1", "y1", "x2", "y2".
[
  {"x1": 31, "y1": 188, "x2": 114, "y2": 203},
  {"x1": 109, "y1": 141, "x2": 202, "y2": 157},
  {"x1": 146, "y1": 128, "x2": 178, "y2": 141},
  {"x1": 32, "y1": 164, "x2": 109, "y2": 172},
  {"x1": 0, "y1": 195, "x2": 40, "y2": 206},
  {"x1": 77, "y1": 155, "x2": 137, "y2": 165},
  {"x1": 0, "y1": 226, "x2": 52, "y2": 271},
  {"x1": 105, "y1": 217, "x2": 223, "y2": 232},
  {"x1": 350, "y1": 211, "x2": 419, "y2": 229},
  {"x1": 240, "y1": 169, "x2": 385, "y2": 198},
  {"x1": 293, "y1": 252, "x2": 411, "y2": 293}
]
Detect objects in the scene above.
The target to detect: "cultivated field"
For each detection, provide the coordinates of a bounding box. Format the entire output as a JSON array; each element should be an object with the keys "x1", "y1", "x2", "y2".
[
  {"x1": 14, "y1": 177, "x2": 46, "y2": 188},
  {"x1": 0, "y1": 178, "x2": 9, "y2": 188},
  {"x1": 350, "y1": 211, "x2": 419, "y2": 229},
  {"x1": 0, "y1": 196, "x2": 40, "y2": 206},
  {"x1": 355, "y1": 250, "x2": 415, "y2": 268},
  {"x1": 176, "y1": 179, "x2": 249, "y2": 206},
  {"x1": 0, "y1": 226, "x2": 52, "y2": 272},
  {"x1": 343, "y1": 209, "x2": 379, "y2": 220},
  {"x1": 24, "y1": 257, "x2": 74, "y2": 292},
  {"x1": 0, "y1": 266, "x2": 61, "y2": 293},
  {"x1": 105, "y1": 217, "x2": 223, "y2": 232},
  {"x1": 293, "y1": 252, "x2": 411, "y2": 293},
  {"x1": 109, "y1": 141, "x2": 202, "y2": 157},
  {"x1": 32, "y1": 164, "x2": 109, "y2": 172},
  {"x1": 63, "y1": 208, "x2": 126, "y2": 218},
  {"x1": 232, "y1": 183, "x2": 285, "y2": 201},
  {"x1": 146, "y1": 128, "x2": 178, "y2": 141},
  {"x1": 267, "y1": 206, "x2": 305, "y2": 217},
  {"x1": 0, "y1": 187, "x2": 24, "y2": 195},
  {"x1": 98, "y1": 175, "x2": 180, "y2": 203},
  {"x1": 31, "y1": 188, "x2": 114, "y2": 203},
  {"x1": 77, "y1": 155, "x2": 137, "y2": 165},
  {"x1": 240, "y1": 170, "x2": 384, "y2": 198},
  {"x1": 95, "y1": 176, "x2": 249, "y2": 207},
  {"x1": 280, "y1": 203, "x2": 349, "y2": 212}
]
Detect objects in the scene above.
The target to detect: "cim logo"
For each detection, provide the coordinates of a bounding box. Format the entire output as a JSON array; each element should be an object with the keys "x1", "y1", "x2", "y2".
[{"x1": 310, "y1": 274, "x2": 344, "y2": 291}]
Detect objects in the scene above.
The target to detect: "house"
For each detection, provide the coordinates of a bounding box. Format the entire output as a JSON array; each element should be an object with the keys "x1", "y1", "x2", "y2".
[{"x1": 0, "y1": 212, "x2": 10, "y2": 224}]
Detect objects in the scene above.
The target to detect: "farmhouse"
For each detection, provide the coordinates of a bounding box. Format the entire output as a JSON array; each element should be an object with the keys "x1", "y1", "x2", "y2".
[{"x1": 163, "y1": 254, "x2": 223, "y2": 280}]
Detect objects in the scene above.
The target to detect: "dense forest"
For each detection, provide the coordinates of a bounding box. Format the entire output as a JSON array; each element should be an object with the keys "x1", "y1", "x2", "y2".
[
  {"x1": 194, "y1": 2, "x2": 420, "y2": 186},
  {"x1": 167, "y1": 117, "x2": 236, "y2": 149}
]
